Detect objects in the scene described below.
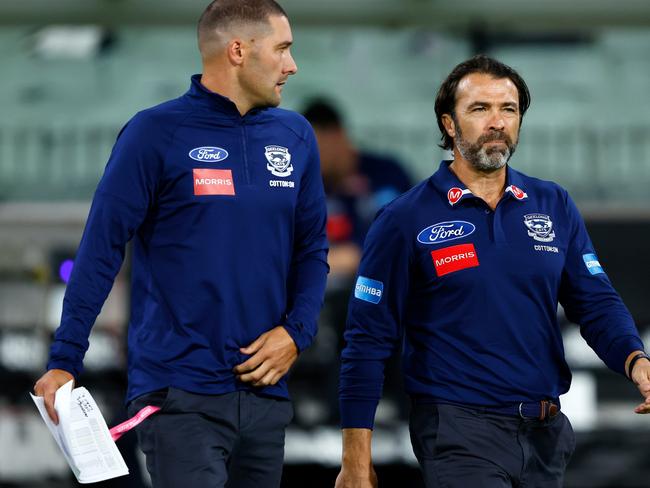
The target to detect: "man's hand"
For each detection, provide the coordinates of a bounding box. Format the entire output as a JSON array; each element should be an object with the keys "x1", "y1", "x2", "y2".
[
  {"x1": 233, "y1": 326, "x2": 298, "y2": 387},
  {"x1": 334, "y1": 467, "x2": 378, "y2": 488},
  {"x1": 630, "y1": 358, "x2": 650, "y2": 414},
  {"x1": 625, "y1": 350, "x2": 650, "y2": 414},
  {"x1": 334, "y1": 429, "x2": 377, "y2": 488},
  {"x1": 33, "y1": 369, "x2": 75, "y2": 424}
]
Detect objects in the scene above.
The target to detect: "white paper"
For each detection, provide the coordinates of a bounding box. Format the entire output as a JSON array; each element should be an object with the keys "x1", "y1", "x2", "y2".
[{"x1": 30, "y1": 381, "x2": 129, "y2": 484}]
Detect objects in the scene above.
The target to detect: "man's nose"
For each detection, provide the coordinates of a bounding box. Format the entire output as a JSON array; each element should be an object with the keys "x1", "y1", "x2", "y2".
[
  {"x1": 487, "y1": 110, "x2": 505, "y2": 130},
  {"x1": 285, "y1": 52, "x2": 298, "y2": 75}
]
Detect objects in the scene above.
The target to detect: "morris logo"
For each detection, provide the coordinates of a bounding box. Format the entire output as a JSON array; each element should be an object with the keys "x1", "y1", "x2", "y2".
[
  {"x1": 524, "y1": 213, "x2": 555, "y2": 242},
  {"x1": 189, "y1": 146, "x2": 229, "y2": 162},
  {"x1": 417, "y1": 220, "x2": 476, "y2": 245}
]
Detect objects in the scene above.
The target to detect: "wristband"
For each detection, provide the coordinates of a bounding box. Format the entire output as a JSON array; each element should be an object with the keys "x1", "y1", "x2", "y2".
[{"x1": 627, "y1": 352, "x2": 650, "y2": 381}]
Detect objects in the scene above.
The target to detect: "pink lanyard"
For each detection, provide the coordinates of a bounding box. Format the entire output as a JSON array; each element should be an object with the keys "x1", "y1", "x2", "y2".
[{"x1": 109, "y1": 405, "x2": 161, "y2": 442}]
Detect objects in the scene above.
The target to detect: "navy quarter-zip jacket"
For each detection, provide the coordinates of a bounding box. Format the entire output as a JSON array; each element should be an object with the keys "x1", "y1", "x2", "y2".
[
  {"x1": 48, "y1": 75, "x2": 329, "y2": 402},
  {"x1": 340, "y1": 160, "x2": 643, "y2": 428}
]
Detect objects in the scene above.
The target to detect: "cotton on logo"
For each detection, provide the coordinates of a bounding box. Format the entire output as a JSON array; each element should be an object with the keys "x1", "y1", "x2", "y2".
[
  {"x1": 193, "y1": 169, "x2": 235, "y2": 195},
  {"x1": 430, "y1": 243, "x2": 479, "y2": 277}
]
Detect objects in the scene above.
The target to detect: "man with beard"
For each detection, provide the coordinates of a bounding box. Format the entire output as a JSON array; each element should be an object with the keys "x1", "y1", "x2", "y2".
[
  {"x1": 335, "y1": 55, "x2": 650, "y2": 488},
  {"x1": 33, "y1": 1, "x2": 329, "y2": 487}
]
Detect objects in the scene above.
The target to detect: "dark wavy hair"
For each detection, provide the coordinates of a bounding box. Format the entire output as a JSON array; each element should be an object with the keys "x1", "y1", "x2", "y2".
[{"x1": 434, "y1": 55, "x2": 531, "y2": 150}]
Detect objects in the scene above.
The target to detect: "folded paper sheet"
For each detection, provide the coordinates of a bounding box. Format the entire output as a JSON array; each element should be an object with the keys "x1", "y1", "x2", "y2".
[{"x1": 30, "y1": 381, "x2": 129, "y2": 484}]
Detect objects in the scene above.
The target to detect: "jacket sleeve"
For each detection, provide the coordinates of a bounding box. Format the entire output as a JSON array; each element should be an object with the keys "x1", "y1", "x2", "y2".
[
  {"x1": 558, "y1": 192, "x2": 644, "y2": 376},
  {"x1": 339, "y1": 207, "x2": 411, "y2": 429},
  {"x1": 283, "y1": 127, "x2": 329, "y2": 353},
  {"x1": 47, "y1": 113, "x2": 165, "y2": 377}
]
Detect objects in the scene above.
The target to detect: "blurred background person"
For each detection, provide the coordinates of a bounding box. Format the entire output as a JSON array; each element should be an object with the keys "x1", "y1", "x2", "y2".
[
  {"x1": 292, "y1": 99, "x2": 413, "y2": 431},
  {"x1": 303, "y1": 99, "x2": 413, "y2": 280}
]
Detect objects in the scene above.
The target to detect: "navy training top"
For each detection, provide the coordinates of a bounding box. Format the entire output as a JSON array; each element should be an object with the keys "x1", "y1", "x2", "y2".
[
  {"x1": 339, "y1": 160, "x2": 643, "y2": 428},
  {"x1": 48, "y1": 75, "x2": 329, "y2": 402}
]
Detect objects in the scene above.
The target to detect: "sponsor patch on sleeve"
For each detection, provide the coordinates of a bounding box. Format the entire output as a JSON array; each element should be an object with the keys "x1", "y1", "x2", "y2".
[
  {"x1": 430, "y1": 243, "x2": 479, "y2": 277},
  {"x1": 354, "y1": 276, "x2": 384, "y2": 304},
  {"x1": 582, "y1": 253, "x2": 605, "y2": 275}
]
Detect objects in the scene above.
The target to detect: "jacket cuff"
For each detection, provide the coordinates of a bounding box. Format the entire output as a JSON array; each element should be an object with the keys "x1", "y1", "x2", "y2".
[
  {"x1": 604, "y1": 335, "x2": 645, "y2": 376},
  {"x1": 46, "y1": 360, "x2": 81, "y2": 379},
  {"x1": 282, "y1": 321, "x2": 313, "y2": 353},
  {"x1": 339, "y1": 399, "x2": 379, "y2": 429},
  {"x1": 47, "y1": 341, "x2": 85, "y2": 378}
]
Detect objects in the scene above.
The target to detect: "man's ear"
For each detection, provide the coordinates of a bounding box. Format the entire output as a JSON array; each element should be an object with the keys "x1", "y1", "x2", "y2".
[
  {"x1": 227, "y1": 39, "x2": 245, "y2": 66},
  {"x1": 441, "y1": 113, "x2": 456, "y2": 139}
]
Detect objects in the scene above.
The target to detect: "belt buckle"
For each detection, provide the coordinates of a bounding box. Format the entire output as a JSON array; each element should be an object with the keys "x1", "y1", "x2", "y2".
[
  {"x1": 517, "y1": 402, "x2": 526, "y2": 419},
  {"x1": 539, "y1": 400, "x2": 559, "y2": 420}
]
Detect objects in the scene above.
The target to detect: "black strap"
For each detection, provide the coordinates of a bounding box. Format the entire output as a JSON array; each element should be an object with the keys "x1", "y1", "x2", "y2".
[{"x1": 627, "y1": 352, "x2": 650, "y2": 381}]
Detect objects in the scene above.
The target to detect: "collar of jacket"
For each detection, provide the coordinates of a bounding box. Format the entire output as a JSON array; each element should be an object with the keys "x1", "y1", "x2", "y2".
[
  {"x1": 430, "y1": 160, "x2": 529, "y2": 207},
  {"x1": 184, "y1": 74, "x2": 270, "y2": 123}
]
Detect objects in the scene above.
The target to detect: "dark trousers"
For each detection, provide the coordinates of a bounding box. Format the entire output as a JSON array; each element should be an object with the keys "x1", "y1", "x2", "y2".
[
  {"x1": 127, "y1": 388, "x2": 293, "y2": 488},
  {"x1": 409, "y1": 402, "x2": 575, "y2": 488}
]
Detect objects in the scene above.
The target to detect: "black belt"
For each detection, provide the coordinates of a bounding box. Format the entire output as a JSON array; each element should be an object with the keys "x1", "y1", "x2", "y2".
[{"x1": 485, "y1": 400, "x2": 560, "y2": 420}]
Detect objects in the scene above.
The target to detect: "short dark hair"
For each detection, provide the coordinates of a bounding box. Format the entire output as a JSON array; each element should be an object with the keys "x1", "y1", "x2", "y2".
[
  {"x1": 434, "y1": 55, "x2": 531, "y2": 150},
  {"x1": 302, "y1": 99, "x2": 343, "y2": 129},
  {"x1": 198, "y1": 0, "x2": 288, "y2": 54}
]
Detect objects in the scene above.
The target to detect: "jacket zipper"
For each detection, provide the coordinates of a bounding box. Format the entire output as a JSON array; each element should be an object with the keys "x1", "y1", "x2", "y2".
[{"x1": 241, "y1": 122, "x2": 250, "y2": 185}]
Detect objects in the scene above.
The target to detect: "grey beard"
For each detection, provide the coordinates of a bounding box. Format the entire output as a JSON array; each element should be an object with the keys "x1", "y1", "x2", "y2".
[{"x1": 456, "y1": 136, "x2": 516, "y2": 172}]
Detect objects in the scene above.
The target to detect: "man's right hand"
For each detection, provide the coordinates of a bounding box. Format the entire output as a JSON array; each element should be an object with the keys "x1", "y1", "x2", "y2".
[
  {"x1": 33, "y1": 369, "x2": 75, "y2": 424},
  {"x1": 334, "y1": 428, "x2": 377, "y2": 488},
  {"x1": 334, "y1": 466, "x2": 378, "y2": 488}
]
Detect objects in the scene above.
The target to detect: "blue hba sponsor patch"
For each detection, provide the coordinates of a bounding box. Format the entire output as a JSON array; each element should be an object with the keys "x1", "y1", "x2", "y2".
[
  {"x1": 583, "y1": 253, "x2": 605, "y2": 275},
  {"x1": 354, "y1": 276, "x2": 384, "y2": 304}
]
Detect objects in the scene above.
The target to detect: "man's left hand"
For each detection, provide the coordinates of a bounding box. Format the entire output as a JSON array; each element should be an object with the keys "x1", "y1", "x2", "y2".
[
  {"x1": 233, "y1": 326, "x2": 299, "y2": 387},
  {"x1": 630, "y1": 357, "x2": 650, "y2": 414}
]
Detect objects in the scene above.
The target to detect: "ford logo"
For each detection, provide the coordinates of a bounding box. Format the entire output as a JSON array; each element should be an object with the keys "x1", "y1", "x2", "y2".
[
  {"x1": 189, "y1": 146, "x2": 229, "y2": 162},
  {"x1": 417, "y1": 220, "x2": 475, "y2": 244}
]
